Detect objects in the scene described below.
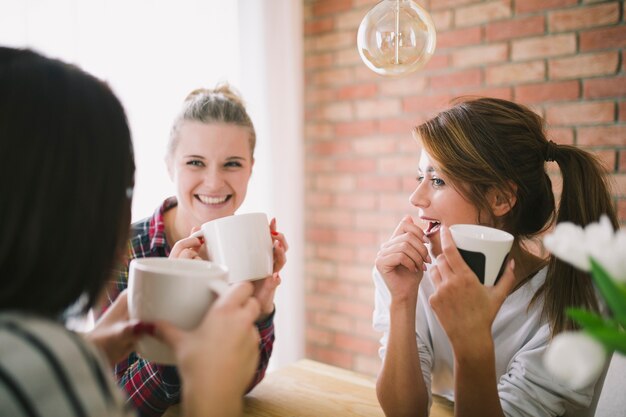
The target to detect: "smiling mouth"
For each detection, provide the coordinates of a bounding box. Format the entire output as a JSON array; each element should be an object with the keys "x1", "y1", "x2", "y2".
[
  {"x1": 425, "y1": 221, "x2": 441, "y2": 236},
  {"x1": 196, "y1": 195, "x2": 231, "y2": 205}
]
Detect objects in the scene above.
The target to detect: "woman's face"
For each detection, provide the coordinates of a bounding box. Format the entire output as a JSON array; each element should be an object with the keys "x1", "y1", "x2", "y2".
[
  {"x1": 409, "y1": 148, "x2": 481, "y2": 257},
  {"x1": 168, "y1": 121, "x2": 253, "y2": 228}
]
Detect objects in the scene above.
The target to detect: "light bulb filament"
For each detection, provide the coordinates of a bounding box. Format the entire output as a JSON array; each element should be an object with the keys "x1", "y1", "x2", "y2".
[{"x1": 395, "y1": 0, "x2": 400, "y2": 65}]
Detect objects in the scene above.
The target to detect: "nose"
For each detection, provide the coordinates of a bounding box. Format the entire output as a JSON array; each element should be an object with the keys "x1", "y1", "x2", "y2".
[
  {"x1": 409, "y1": 181, "x2": 429, "y2": 208},
  {"x1": 203, "y1": 166, "x2": 226, "y2": 189}
]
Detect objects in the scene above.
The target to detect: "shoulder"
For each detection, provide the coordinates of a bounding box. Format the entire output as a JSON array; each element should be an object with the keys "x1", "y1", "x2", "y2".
[{"x1": 0, "y1": 313, "x2": 134, "y2": 417}]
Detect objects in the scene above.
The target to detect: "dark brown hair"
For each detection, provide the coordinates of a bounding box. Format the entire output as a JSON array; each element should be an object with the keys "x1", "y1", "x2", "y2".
[
  {"x1": 415, "y1": 97, "x2": 617, "y2": 335},
  {"x1": 0, "y1": 47, "x2": 135, "y2": 317}
]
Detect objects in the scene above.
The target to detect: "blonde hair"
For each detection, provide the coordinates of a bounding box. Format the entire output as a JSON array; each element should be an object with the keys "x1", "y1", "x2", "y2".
[{"x1": 167, "y1": 83, "x2": 256, "y2": 158}]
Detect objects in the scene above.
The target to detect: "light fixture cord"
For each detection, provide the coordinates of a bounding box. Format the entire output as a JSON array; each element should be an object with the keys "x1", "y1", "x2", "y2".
[{"x1": 395, "y1": 0, "x2": 400, "y2": 64}]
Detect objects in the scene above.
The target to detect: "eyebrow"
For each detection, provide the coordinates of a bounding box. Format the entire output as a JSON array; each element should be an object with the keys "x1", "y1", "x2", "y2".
[{"x1": 417, "y1": 166, "x2": 437, "y2": 174}]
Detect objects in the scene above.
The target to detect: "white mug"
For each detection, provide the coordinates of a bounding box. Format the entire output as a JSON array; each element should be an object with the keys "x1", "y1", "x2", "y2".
[
  {"x1": 449, "y1": 224, "x2": 514, "y2": 286},
  {"x1": 192, "y1": 212, "x2": 273, "y2": 283},
  {"x1": 128, "y1": 258, "x2": 228, "y2": 364}
]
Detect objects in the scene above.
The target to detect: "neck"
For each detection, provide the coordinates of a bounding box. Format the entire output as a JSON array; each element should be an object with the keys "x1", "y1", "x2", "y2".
[
  {"x1": 163, "y1": 206, "x2": 188, "y2": 247},
  {"x1": 509, "y1": 242, "x2": 548, "y2": 291}
]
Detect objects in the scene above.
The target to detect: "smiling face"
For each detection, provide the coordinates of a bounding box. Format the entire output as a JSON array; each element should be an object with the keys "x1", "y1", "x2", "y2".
[
  {"x1": 410, "y1": 149, "x2": 481, "y2": 257},
  {"x1": 167, "y1": 121, "x2": 253, "y2": 236}
]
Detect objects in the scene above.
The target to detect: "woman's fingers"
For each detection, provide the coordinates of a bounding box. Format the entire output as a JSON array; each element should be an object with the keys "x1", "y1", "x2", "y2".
[{"x1": 170, "y1": 235, "x2": 204, "y2": 259}]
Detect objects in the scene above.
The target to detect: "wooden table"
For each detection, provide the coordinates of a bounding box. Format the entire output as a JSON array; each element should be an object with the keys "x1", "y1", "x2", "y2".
[{"x1": 165, "y1": 359, "x2": 453, "y2": 417}]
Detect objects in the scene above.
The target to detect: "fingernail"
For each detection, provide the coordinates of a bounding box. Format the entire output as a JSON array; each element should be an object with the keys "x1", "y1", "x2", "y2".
[
  {"x1": 271, "y1": 231, "x2": 279, "y2": 236},
  {"x1": 133, "y1": 322, "x2": 156, "y2": 336},
  {"x1": 198, "y1": 236, "x2": 204, "y2": 243}
]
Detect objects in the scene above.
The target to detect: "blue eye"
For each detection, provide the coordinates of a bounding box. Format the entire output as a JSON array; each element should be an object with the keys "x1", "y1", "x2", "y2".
[{"x1": 431, "y1": 177, "x2": 445, "y2": 187}]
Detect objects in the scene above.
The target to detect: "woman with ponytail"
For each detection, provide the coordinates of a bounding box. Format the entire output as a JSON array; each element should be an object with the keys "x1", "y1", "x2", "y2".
[{"x1": 373, "y1": 97, "x2": 617, "y2": 417}]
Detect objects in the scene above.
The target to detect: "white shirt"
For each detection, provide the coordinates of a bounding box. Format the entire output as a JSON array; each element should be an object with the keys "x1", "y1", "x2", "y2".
[{"x1": 373, "y1": 267, "x2": 597, "y2": 417}]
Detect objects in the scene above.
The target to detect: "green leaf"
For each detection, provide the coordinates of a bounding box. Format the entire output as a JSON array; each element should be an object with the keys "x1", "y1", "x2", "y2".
[
  {"x1": 567, "y1": 308, "x2": 609, "y2": 331},
  {"x1": 584, "y1": 327, "x2": 626, "y2": 354},
  {"x1": 590, "y1": 258, "x2": 626, "y2": 326}
]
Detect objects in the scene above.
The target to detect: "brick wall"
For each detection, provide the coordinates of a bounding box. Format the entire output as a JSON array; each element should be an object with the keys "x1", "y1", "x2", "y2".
[{"x1": 303, "y1": 0, "x2": 626, "y2": 376}]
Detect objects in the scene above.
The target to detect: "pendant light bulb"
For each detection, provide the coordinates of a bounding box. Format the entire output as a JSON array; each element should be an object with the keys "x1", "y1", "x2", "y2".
[{"x1": 357, "y1": 0, "x2": 436, "y2": 77}]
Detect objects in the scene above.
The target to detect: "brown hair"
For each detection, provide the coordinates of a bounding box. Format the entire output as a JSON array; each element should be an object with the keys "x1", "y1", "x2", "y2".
[
  {"x1": 414, "y1": 97, "x2": 617, "y2": 335},
  {"x1": 167, "y1": 83, "x2": 256, "y2": 159}
]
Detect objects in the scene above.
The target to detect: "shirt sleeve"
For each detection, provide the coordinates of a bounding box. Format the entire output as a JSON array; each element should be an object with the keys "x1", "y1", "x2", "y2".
[
  {"x1": 498, "y1": 325, "x2": 595, "y2": 417},
  {"x1": 247, "y1": 309, "x2": 276, "y2": 392}
]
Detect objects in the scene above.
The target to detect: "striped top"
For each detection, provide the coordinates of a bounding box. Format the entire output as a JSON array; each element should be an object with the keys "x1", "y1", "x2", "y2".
[{"x1": 0, "y1": 312, "x2": 136, "y2": 417}]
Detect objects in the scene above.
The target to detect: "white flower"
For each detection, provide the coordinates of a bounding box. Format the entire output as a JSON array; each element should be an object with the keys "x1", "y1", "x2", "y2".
[
  {"x1": 544, "y1": 332, "x2": 607, "y2": 390},
  {"x1": 543, "y1": 215, "x2": 626, "y2": 283}
]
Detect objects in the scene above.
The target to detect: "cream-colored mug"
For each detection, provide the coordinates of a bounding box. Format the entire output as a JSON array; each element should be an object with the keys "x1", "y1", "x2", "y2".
[
  {"x1": 128, "y1": 258, "x2": 228, "y2": 364},
  {"x1": 192, "y1": 212, "x2": 273, "y2": 283}
]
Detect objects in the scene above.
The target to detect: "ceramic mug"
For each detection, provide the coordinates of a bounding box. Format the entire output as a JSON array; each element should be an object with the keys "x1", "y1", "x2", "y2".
[
  {"x1": 192, "y1": 212, "x2": 273, "y2": 283},
  {"x1": 449, "y1": 224, "x2": 514, "y2": 286},
  {"x1": 128, "y1": 258, "x2": 228, "y2": 364}
]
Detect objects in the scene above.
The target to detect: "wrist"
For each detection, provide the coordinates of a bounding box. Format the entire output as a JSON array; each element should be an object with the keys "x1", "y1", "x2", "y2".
[{"x1": 452, "y1": 331, "x2": 494, "y2": 363}]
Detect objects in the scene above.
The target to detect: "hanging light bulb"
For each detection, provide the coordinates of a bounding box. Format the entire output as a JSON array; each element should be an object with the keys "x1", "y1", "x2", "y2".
[{"x1": 357, "y1": 0, "x2": 436, "y2": 77}]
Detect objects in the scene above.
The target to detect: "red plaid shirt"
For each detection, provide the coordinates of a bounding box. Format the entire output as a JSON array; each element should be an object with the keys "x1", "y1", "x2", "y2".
[{"x1": 100, "y1": 197, "x2": 274, "y2": 417}]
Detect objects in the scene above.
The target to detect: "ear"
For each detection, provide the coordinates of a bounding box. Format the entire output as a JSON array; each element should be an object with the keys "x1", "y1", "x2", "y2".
[{"x1": 488, "y1": 184, "x2": 517, "y2": 217}]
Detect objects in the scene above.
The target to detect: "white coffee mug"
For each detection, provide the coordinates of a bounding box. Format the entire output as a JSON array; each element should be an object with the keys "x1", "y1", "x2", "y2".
[
  {"x1": 449, "y1": 224, "x2": 514, "y2": 286},
  {"x1": 192, "y1": 212, "x2": 273, "y2": 283},
  {"x1": 128, "y1": 258, "x2": 228, "y2": 364}
]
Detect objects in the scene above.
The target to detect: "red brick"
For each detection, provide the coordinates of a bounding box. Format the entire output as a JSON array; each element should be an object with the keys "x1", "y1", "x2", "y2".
[
  {"x1": 486, "y1": 61, "x2": 545, "y2": 85},
  {"x1": 545, "y1": 101, "x2": 615, "y2": 126},
  {"x1": 305, "y1": 122, "x2": 334, "y2": 139},
  {"x1": 430, "y1": 0, "x2": 477, "y2": 10},
  {"x1": 355, "y1": 98, "x2": 402, "y2": 119},
  {"x1": 305, "y1": 18, "x2": 335, "y2": 36},
  {"x1": 334, "y1": 333, "x2": 379, "y2": 355},
  {"x1": 335, "y1": 47, "x2": 362, "y2": 66},
  {"x1": 584, "y1": 76, "x2": 626, "y2": 99},
  {"x1": 305, "y1": 260, "x2": 336, "y2": 279},
  {"x1": 332, "y1": 296, "x2": 375, "y2": 320},
  {"x1": 313, "y1": 173, "x2": 355, "y2": 190},
  {"x1": 312, "y1": 0, "x2": 353, "y2": 17},
  {"x1": 546, "y1": 127, "x2": 575, "y2": 145},
  {"x1": 549, "y1": 51, "x2": 619, "y2": 80},
  {"x1": 461, "y1": 86, "x2": 513, "y2": 100},
  {"x1": 379, "y1": 77, "x2": 427, "y2": 96},
  {"x1": 355, "y1": 212, "x2": 402, "y2": 232},
  {"x1": 578, "y1": 125, "x2": 626, "y2": 146},
  {"x1": 431, "y1": 68, "x2": 482, "y2": 90},
  {"x1": 306, "y1": 88, "x2": 336, "y2": 106},
  {"x1": 317, "y1": 245, "x2": 356, "y2": 262},
  {"x1": 548, "y1": 3, "x2": 619, "y2": 32},
  {"x1": 357, "y1": 176, "x2": 402, "y2": 192},
  {"x1": 379, "y1": 155, "x2": 421, "y2": 175},
  {"x1": 335, "y1": 157, "x2": 378, "y2": 173},
  {"x1": 437, "y1": 27, "x2": 482, "y2": 49},
  {"x1": 313, "y1": 32, "x2": 355, "y2": 52},
  {"x1": 308, "y1": 345, "x2": 353, "y2": 369},
  {"x1": 403, "y1": 94, "x2": 453, "y2": 113},
  {"x1": 337, "y1": 83, "x2": 378, "y2": 100},
  {"x1": 312, "y1": 67, "x2": 354, "y2": 86},
  {"x1": 305, "y1": 327, "x2": 333, "y2": 346},
  {"x1": 354, "y1": 66, "x2": 384, "y2": 82},
  {"x1": 610, "y1": 174, "x2": 626, "y2": 197},
  {"x1": 485, "y1": 15, "x2": 545, "y2": 42},
  {"x1": 620, "y1": 101, "x2": 626, "y2": 121},
  {"x1": 455, "y1": 0, "x2": 512, "y2": 28},
  {"x1": 378, "y1": 193, "x2": 414, "y2": 212},
  {"x1": 335, "y1": 120, "x2": 377, "y2": 138},
  {"x1": 305, "y1": 53, "x2": 334, "y2": 70},
  {"x1": 618, "y1": 199, "x2": 626, "y2": 224},
  {"x1": 589, "y1": 149, "x2": 617, "y2": 172},
  {"x1": 306, "y1": 157, "x2": 334, "y2": 173},
  {"x1": 431, "y1": 10, "x2": 453, "y2": 31},
  {"x1": 351, "y1": 136, "x2": 399, "y2": 155},
  {"x1": 515, "y1": 0, "x2": 577, "y2": 14},
  {"x1": 379, "y1": 118, "x2": 421, "y2": 134},
  {"x1": 451, "y1": 43, "x2": 508, "y2": 68},
  {"x1": 515, "y1": 81, "x2": 580, "y2": 104},
  {"x1": 335, "y1": 230, "x2": 379, "y2": 245},
  {"x1": 310, "y1": 208, "x2": 355, "y2": 227},
  {"x1": 334, "y1": 193, "x2": 378, "y2": 209},
  {"x1": 512, "y1": 34, "x2": 576, "y2": 61},
  {"x1": 424, "y1": 54, "x2": 450, "y2": 71},
  {"x1": 335, "y1": 9, "x2": 367, "y2": 31},
  {"x1": 620, "y1": 151, "x2": 626, "y2": 172},
  {"x1": 305, "y1": 191, "x2": 333, "y2": 208},
  {"x1": 580, "y1": 26, "x2": 626, "y2": 52}
]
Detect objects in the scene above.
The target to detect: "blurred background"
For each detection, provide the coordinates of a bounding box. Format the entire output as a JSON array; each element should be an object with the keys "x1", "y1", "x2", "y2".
[{"x1": 1, "y1": 0, "x2": 624, "y2": 376}]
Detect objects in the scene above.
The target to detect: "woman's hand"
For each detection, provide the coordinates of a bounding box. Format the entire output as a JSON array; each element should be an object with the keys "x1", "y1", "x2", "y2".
[
  {"x1": 251, "y1": 218, "x2": 288, "y2": 321},
  {"x1": 84, "y1": 291, "x2": 153, "y2": 366},
  {"x1": 152, "y1": 283, "x2": 261, "y2": 417},
  {"x1": 428, "y1": 225, "x2": 516, "y2": 353},
  {"x1": 375, "y1": 215, "x2": 431, "y2": 303},
  {"x1": 169, "y1": 227, "x2": 204, "y2": 260}
]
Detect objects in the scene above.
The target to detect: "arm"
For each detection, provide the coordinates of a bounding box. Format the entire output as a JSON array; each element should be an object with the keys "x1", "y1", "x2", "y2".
[
  {"x1": 374, "y1": 216, "x2": 432, "y2": 417},
  {"x1": 428, "y1": 226, "x2": 516, "y2": 417}
]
